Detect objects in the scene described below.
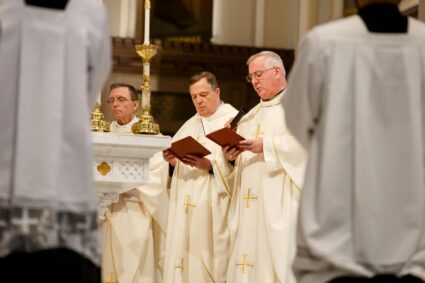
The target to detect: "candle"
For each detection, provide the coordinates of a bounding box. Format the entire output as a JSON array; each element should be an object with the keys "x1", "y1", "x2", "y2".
[{"x1": 143, "y1": 0, "x2": 150, "y2": 44}]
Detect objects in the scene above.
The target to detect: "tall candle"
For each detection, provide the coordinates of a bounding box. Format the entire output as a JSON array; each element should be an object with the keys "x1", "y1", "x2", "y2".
[{"x1": 143, "y1": 0, "x2": 150, "y2": 44}]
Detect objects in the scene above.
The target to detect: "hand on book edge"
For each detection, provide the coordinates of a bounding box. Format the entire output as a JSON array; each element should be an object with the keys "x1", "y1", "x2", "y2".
[
  {"x1": 182, "y1": 154, "x2": 212, "y2": 171},
  {"x1": 225, "y1": 118, "x2": 232, "y2": 129},
  {"x1": 225, "y1": 117, "x2": 239, "y2": 131},
  {"x1": 163, "y1": 149, "x2": 177, "y2": 167},
  {"x1": 238, "y1": 137, "x2": 263, "y2": 154},
  {"x1": 222, "y1": 145, "x2": 244, "y2": 161}
]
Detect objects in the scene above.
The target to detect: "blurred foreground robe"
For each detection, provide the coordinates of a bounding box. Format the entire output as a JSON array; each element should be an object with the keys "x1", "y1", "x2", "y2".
[
  {"x1": 163, "y1": 103, "x2": 237, "y2": 283},
  {"x1": 0, "y1": 0, "x2": 111, "y2": 281},
  {"x1": 224, "y1": 91, "x2": 307, "y2": 283},
  {"x1": 101, "y1": 123, "x2": 169, "y2": 283},
  {"x1": 283, "y1": 10, "x2": 425, "y2": 283}
]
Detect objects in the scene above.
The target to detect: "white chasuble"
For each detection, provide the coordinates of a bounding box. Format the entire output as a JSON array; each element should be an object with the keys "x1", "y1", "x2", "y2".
[
  {"x1": 226, "y1": 91, "x2": 307, "y2": 283},
  {"x1": 283, "y1": 16, "x2": 425, "y2": 283},
  {"x1": 109, "y1": 116, "x2": 139, "y2": 133},
  {"x1": 163, "y1": 103, "x2": 237, "y2": 283},
  {"x1": 102, "y1": 122, "x2": 169, "y2": 283},
  {"x1": 0, "y1": 0, "x2": 111, "y2": 265}
]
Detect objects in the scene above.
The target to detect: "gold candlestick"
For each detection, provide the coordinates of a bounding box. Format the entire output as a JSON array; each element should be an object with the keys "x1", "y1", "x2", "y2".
[
  {"x1": 131, "y1": 43, "x2": 160, "y2": 135},
  {"x1": 91, "y1": 103, "x2": 110, "y2": 132}
]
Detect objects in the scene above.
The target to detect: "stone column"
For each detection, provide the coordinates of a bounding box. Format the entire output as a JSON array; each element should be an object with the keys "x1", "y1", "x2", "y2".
[
  {"x1": 297, "y1": 0, "x2": 343, "y2": 47},
  {"x1": 419, "y1": 0, "x2": 425, "y2": 22},
  {"x1": 103, "y1": 0, "x2": 137, "y2": 38},
  {"x1": 212, "y1": 0, "x2": 256, "y2": 46}
]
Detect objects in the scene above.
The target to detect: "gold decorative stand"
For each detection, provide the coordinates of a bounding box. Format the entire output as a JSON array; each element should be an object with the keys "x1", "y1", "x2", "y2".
[
  {"x1": 131, "y1": 44, "x2": 160, "y2": 135},
  {"x1": 91, "y1": 103, "x2": 110, "y2": 132},
  {"x1": 131, "y1": 0, "x2": 160, "y2": 135}
]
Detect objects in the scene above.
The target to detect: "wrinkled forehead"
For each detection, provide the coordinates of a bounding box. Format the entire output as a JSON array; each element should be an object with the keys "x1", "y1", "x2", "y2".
[{"x1": 249, "y1": 56, "x2": 267, "y2": 72}]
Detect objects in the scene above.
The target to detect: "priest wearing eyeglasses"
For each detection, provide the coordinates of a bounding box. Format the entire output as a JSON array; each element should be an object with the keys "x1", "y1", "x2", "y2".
[
  {"x1": 101, "y1": 82, "x2": 169, "y2": 283},
  {"x1": 107, "y1": 83, "x2": 140, "y2": 133},
  {"x1": 222, "y1": 51, "x2": 307, "y2": 283}
]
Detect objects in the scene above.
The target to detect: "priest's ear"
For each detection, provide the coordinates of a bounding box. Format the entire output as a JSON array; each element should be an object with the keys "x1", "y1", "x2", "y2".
[
  {"x1": 132, "y1": 95, "x2": 140, "y2": 113},
  {"x1": 214, "y1": 87, "x2": 221, "y2": 100}
]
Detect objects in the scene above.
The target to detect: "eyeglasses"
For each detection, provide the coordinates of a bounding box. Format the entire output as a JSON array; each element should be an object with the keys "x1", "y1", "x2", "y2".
[
  {"x1": 106, "y1": 97, "x2": 131, "y2": 104},
  {"x1": 245, "y1": 67, "x2": 276, "y2": 82}
]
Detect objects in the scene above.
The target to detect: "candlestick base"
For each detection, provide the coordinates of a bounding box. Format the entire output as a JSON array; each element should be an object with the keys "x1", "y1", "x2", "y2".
[
  {"x1": 131, "y1": 106, "x2": 160, "y2": 135},
  {"x1": 91, "y1": 103, "x2": 110, "y2": 132}
]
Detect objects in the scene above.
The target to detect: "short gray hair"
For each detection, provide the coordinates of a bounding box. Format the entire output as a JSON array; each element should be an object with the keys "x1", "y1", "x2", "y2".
[{"x1": 247, "y1": 51, "x2": 286, "y2": 76}]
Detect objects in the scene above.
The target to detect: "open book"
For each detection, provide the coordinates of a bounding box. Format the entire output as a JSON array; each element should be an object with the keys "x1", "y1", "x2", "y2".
[
  {"x1": 163, "y1": 136, "x2": 211, "y2": 161},
  {"x1": 206, "y1": 127, "x2": 245, "y2": 148}
]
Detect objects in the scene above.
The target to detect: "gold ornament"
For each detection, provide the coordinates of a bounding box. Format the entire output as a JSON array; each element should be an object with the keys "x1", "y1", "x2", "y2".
[{"x1": 91, "y1": 103, "x2": 110, "y2": 132}]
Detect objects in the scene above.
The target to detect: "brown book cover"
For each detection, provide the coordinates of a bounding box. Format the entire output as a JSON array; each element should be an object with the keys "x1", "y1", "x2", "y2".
[
  {"x1": 163, "y1": 136, "x2": 211, "y2": 161},
  {"x1": 206, "y1": 127, "x2": 245, "y2": 148}
]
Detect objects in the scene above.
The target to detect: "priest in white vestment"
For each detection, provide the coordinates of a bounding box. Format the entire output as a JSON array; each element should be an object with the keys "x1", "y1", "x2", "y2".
[
  {"x1": 162, "y1": 71, "x2": 237, "y2": 282},
  {"x1": 107, "y1": 83, "x2": 140, "y2": 133},
  {"x1": 283, "y1": 1, "x2": 425, "y2": 282},
  {"x1": 101, "y1": 83, "x2": 169, "y2": 283},
  {"x1": 0, "y1": 0, "x2": 111, "y2": 281},
  {"x1": 222, "y1": 51, "x2": 307, "y2": 283}
]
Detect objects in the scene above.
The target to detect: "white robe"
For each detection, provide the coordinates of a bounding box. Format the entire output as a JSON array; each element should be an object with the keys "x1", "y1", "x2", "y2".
[
  {"x1": 0, "y1": 0, "x2": 110, "y2": 264},
  {"x1": 163, "y1": 103, "x2": 237, "y2": 283},
  {"x1": 102, "y1": 121, "x2": 169, "y2": 283},
  {"x1": 283, "y1": 15, "x2": 425, "y2": 283},
  {"x1": 225, "y1": 91, "x2": 307, "y2": 283},
  {"x1": 109, "y1": 116, "x2": 139, "y2": 133}
]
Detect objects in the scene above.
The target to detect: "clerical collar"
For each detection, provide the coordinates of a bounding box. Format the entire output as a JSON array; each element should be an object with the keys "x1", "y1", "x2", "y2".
[
  {"x1": 358, "y1": 3, "x2": 407, "y2": 33},
  {"x1": 25, "y1": 0, "x2": 69, "y2": 10},
  {"x1": 116, "y1": 116, "x2": 137, "y2": 126},
  {"x1": 200, "y1": 101, "x2": 225, "y2": 119},
  {"x1": 261, "y1": 88, "x2": 286, "y2": 102}
]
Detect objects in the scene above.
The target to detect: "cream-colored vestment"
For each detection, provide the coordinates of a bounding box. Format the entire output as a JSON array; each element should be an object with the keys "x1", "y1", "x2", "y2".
[
  {"x1": 163, "y1": 103, "x2": 237, "y2": 283},
  {"x1": 225, "y1": 92, "x2": 307, "y2": 283},
  {"x1": 283, "y1": 15, "x2": 425, "y2": 283},
  {"x1": 0, "y1": 0, "x2": 110, "y2": 266},
  {"x1": 101, "y1": 119, "x2": 169, "y2": 283},
  {"x1": 109, "y1": 116, "x2": 139, "y2": 134}
]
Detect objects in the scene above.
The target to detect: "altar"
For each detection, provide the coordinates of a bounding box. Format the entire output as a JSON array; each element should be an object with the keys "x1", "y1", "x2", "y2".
[{"x1": 92, "y1": 132, "x2": 170, "y2": 218}]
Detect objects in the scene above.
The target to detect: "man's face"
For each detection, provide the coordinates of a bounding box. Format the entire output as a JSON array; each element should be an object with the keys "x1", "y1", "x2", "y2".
[
  {"x1": 189, "y1": 78, "x2": 221, "y2": 117},
  {"x1": 248, "y1": 57, "x2": 278, "y2": 100},
  {"x1": 108, "y1": 87, "x2": 139, "y2": 125}
]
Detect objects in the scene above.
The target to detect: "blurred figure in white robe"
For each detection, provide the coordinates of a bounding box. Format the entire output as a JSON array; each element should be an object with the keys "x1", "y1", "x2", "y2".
[
  {"x1": 283, "y1": 0, "x2": 425, "y2": 282},
  {"x1": 0, "y1": 0, "x2": 111, "y2": 282}
]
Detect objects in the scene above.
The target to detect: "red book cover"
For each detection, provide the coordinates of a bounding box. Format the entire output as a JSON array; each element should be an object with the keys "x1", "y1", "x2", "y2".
[
  {"x1": 163, "y1": 136, "x2": 211, "y2": 161},
  {"x1": 206, "y1": 127, "x2": 245, "y2": 148}
]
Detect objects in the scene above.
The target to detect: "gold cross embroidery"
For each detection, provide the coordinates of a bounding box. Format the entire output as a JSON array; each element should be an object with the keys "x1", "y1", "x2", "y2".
[
  {"x1": 103, "y1": 272, "x2": 118, "y2": 283},
  {"x1": 176, "y1": 258, "x2": 184, "y2": 271},
  {"x1": 252, "y1": 125, "x2": 264, "y2": 138},
  {"x1": 236, "y1": 254, "x2": 254, "y2": 274},
  {"x1": 184, "y1": 195, "x2": 197, "y2": 214},
  {"x1": 244, "y1": 188, "x2": 257, "y2": 208}
]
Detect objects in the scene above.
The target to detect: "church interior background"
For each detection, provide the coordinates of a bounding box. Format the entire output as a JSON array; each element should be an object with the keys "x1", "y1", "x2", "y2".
[{"x1": 100, "y1": 0, "x2": 424, "y2": 136}]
